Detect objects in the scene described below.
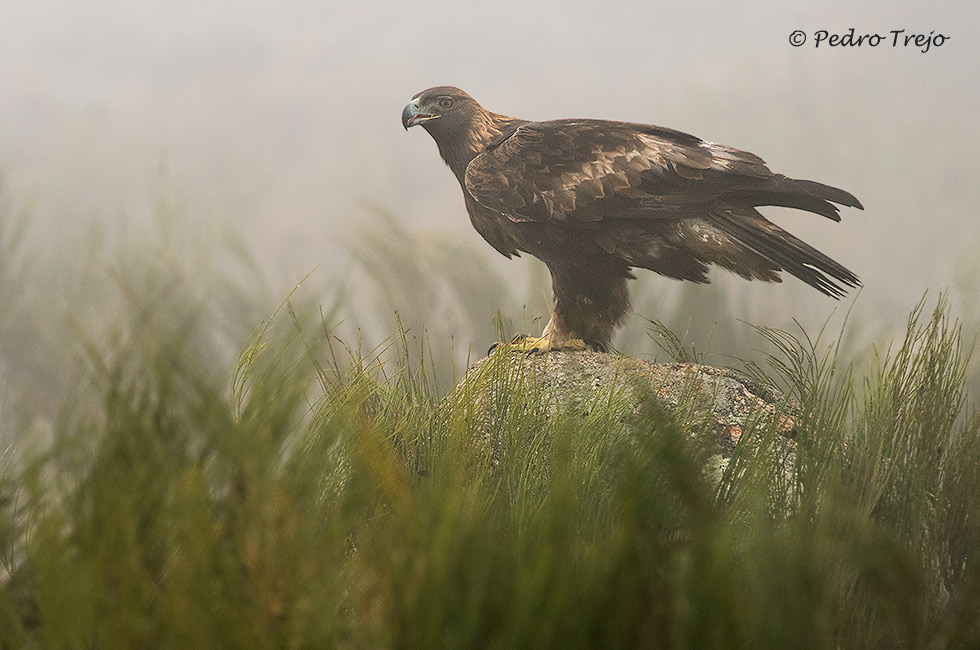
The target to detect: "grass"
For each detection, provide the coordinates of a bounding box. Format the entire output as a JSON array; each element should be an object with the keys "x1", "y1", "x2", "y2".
[
  {"x1": 1, "y1": 282, "x2": 979, "y2": 649},
  {"x1": 1, "y1": 191, "x2": 979, "y2": 648}
]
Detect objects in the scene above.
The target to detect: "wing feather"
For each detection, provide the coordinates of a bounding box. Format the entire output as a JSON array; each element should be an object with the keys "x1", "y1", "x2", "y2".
[
  {"x1": 462, "y1": 116, "x2": 860, "y2": 297},
  {"x1": 465, "y1": 120, "x2": 775, "y2": 223},
  {"x1": 464, "y1": 119, "x2": 858, "y2": 228}
]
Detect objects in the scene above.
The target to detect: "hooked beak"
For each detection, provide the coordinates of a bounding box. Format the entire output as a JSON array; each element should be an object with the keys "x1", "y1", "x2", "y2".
[{"x1": 401, "y1": 97, "x2": 439, "y2": 130}]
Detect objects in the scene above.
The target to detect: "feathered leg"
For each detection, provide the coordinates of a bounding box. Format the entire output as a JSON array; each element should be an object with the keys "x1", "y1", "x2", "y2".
[{"x1": 492, "y1": 256, "x2": 632, "y2": 354}]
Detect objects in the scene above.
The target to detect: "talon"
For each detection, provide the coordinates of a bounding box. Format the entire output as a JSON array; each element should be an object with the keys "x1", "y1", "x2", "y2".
[
  {"x1": 506, "y1": 334, "x2": 552, "y2": 355},
  {"x1": 490, "y1": 333, "x2": 587, "y2": 355}
]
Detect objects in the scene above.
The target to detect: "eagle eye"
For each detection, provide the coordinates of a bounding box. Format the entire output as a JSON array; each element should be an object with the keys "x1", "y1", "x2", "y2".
[{"x1": 437, "y1": 97, "x2": 454, "y2": 111}]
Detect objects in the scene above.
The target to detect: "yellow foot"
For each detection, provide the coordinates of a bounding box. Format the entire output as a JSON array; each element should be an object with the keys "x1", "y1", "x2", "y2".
[{"x1": 488, "y1": 334, "x2": 587, "y2": 356}]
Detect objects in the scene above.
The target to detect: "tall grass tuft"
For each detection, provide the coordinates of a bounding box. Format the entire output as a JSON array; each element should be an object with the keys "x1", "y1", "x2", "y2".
[{"x1": 2, "y1": 291, "x2": 979, "y2": 649}]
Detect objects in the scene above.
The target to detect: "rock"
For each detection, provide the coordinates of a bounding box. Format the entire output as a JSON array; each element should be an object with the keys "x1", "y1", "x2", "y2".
[{"x1": 444, "y1": 350, "x2": 798, "y2": 481}]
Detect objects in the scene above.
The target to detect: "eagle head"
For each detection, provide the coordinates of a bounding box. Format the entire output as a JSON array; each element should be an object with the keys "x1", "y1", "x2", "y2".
[{"x1": 401, "y1": 86, "x2": 478, "y2": 133}]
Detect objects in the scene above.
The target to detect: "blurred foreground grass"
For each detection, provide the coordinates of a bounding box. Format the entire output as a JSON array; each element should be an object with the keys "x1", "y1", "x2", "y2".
[
  {"x1": 1, "y1": 292, "x2": 979, "y2": 647},
  {"x1": 1, "y1": 189, "x2": 980, "y2": 648}
]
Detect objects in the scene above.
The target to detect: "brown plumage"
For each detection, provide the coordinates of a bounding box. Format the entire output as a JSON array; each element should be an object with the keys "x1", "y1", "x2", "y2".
[{"x1": 402, "y1": 86, "x2": 862, "y2": 351}]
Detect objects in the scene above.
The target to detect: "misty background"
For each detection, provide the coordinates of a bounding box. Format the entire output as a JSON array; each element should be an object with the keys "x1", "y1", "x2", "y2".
[{"x1": 1, "y1": 0, "x2": 978, "y2": 442}]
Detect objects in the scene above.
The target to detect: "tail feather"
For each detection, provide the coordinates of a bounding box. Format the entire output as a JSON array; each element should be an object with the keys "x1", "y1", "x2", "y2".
[
  {"x1": 709, "y1": 207, "x2": 860, "y2": 298},
  {"x1": 788, "y1": 178, "x2": 864, "y2": 209},
  {"x1": 730, "y1": 175, "x2": 864, "y2": 222}
]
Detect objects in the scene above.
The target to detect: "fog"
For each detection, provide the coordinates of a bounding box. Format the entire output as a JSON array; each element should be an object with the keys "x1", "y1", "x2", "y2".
[{"x1": 1, "y1": 0, "x2": 978, "y2": 403}]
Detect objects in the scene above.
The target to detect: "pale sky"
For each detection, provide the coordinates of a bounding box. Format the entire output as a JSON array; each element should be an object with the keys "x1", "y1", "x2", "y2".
[{"x1": 0, "y1": 0, "x2": 977, "y2": 336}]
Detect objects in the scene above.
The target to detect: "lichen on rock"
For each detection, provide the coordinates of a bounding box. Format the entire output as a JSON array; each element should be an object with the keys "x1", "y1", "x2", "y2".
[{"x1": 444, "y1": 350, "x2": 798, "y2": 482}]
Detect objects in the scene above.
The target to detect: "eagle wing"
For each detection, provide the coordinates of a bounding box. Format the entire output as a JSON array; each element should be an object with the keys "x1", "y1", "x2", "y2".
[
  {"x1": 465, "y1": 119, "x2": 859, "y2": 223},
  {"x1": 464, "y1": 119, "x2": 861, "y2": 295}
]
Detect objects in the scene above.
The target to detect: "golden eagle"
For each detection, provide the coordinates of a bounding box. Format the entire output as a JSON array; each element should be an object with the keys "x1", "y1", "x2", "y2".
[{"x1": 402, "y1": 86, "x2": 861, "y2": 352}]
